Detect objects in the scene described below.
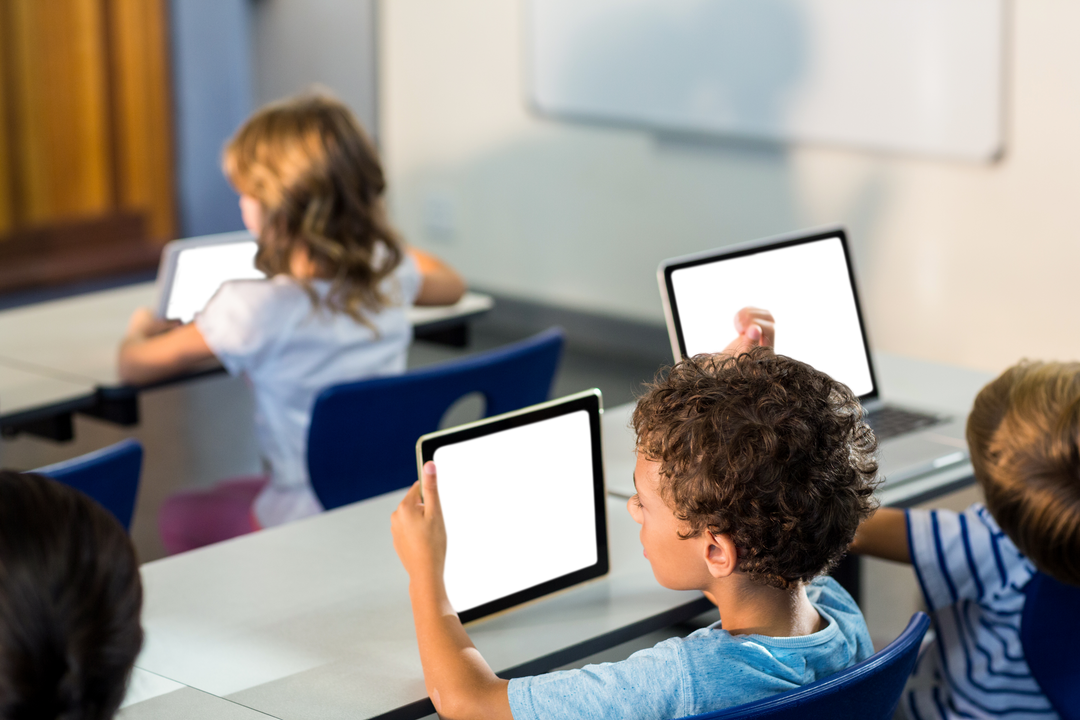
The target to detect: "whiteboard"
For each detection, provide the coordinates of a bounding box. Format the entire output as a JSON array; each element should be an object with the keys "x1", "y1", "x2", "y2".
[{"x1": 526, "y1": 0, "x2": 1005, "y2": 161}]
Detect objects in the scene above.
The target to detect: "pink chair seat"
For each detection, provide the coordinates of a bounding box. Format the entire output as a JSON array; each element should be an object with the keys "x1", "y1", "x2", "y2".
[{"x1": 159, "y1": 475, "x2": 268, "y2": 555}]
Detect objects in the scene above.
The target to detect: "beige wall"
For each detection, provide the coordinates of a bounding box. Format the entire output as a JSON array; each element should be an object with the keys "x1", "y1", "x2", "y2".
[{"x1": 381, "y1": 0, "x2": 1080, "y2": 375}]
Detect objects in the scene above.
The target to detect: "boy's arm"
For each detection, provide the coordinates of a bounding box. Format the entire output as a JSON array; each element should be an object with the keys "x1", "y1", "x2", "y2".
[
  {"x1": 407, "y1": 572, "x2": 512, "y2": 720},
  {"x1": 849, "y1": 507, "x2": 911, "y2": 563},
  {"x1": 409, "y1": 247, "x2": 467, "y2": 307},
  {"x1": 391, "y1": 463, "x2": 513, "y2": 720}
]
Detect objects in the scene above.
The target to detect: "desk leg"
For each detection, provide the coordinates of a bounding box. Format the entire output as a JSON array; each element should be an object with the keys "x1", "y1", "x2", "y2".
[
  {"x1": 0, "y1": 412, "x2": 75, "y2": 442},
  {"x1": 831, "y1": 554, "x2": 862, "y2": 607},
  {"x1": 81, "y1": 394, "x2": 140, "y2": 426},
  {"x1": 413, "y1": 323, "x2": 469, "y2": 348}
]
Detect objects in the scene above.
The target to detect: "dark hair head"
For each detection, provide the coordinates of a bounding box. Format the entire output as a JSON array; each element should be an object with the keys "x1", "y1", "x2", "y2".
[
  {"x1": 222, "y1": 92, "x2": 405, "y2": 326},
  {"x1": 0, "y1": 471, "x2": 143, "y2": 720},
  {"x1": 967, "y1": 360, "x2": 1080, "y2": 585},
  {"x1": 632, "y1": 348, "x2": 880, "y2": 589}
]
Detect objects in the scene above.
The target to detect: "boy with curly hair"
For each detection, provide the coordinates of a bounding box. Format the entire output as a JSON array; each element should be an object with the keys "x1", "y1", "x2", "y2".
[
  {"x1": 392, "y1": 342, "x2": 880, "y2": 720},
  {"x1": 851, "y1": 359, "x2": 1080, "y2": 719}
]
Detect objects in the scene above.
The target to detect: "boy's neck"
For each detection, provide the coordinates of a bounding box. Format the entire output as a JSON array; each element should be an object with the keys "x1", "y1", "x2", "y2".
[{"x1": 706, "y1": 579, "x2": 824, "y2": 638}]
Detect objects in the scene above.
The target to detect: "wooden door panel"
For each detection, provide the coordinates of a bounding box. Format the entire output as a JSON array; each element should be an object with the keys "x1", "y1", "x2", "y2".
[
  {"x1": 8, "y1": 0, "x2": 113, "y2": 224},
  {"x1": 0, "y1": 0, "x2": 176, "y2": 294}
]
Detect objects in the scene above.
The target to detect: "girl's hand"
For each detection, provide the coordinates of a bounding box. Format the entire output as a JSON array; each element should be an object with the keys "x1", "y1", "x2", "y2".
[
  {"x1": 722, "y1": 306, "x2": 775, "y2": 357},
  {"x1": 125, "y1": 307, "x2": 181, "y2": 340},
  {"x1": 391, "y1": 462, "x2": 447, "y2": 583}
]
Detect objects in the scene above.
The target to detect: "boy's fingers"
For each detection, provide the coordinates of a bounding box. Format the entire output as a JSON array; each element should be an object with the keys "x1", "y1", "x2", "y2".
[
  {"x1": 421, "y1": 461, "x2": 441, "y2": 516},
  {"x1": 400, "y1": 479, "x2": 422, "y2": 511}
]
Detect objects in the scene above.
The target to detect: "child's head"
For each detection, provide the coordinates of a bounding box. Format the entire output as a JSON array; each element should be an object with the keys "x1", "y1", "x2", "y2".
[
  {"x1": 0, "y1": 471, "x2": 143, "y2": 720},
  {"x1": 966, "y1": 360, "x2": 1080, "y2": 585},
  {"x1": 632, "y1": 348, "x2": 879, "y2": 590},
  {"x1": 222, "y1": 93, "x2": 403, "y2": 321}
]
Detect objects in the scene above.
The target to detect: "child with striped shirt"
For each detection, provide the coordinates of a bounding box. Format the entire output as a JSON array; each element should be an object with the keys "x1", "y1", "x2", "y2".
[{"x1": 851, "y1": 360, "x2": 1080, "y2": 720}]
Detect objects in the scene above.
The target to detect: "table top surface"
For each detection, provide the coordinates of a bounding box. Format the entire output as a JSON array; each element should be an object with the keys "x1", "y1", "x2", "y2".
[
  {"x1": 131, "y1": 491, "x2": 705, "y2": 720},
  {"x1": 0, "y1": 284, "x2": 493, "y2": 419},
  {"x1": 0, "y1": 359, "x2": 96, "y2": 419}
]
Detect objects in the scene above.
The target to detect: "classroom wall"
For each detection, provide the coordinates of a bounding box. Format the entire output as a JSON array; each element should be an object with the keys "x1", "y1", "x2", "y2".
[
  {"x1": 381, "y1": 0, "x2": 1080, "y2": 375},
  {"x1": 169, "y1": 0, "x2": 253, "y2": 237},
  {"x1": 251, "y1": 0, "x2": 379, "y2": 139}
]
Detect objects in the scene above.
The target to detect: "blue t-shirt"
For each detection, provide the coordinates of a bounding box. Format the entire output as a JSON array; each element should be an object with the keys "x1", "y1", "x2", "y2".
[{"x1": 508, "y1": 577, "x2": 873, "y2": 720}]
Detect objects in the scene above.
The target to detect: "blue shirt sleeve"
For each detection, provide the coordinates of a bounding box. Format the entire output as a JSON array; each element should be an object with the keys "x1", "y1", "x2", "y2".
[{"x1": 508, "y1": 639, "x2": 687, "y2": 720}]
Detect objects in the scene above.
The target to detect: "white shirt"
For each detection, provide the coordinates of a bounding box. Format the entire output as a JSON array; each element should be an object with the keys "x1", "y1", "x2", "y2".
[
  {"x1": 904, "y1": 504, "x2": 1056, "y2": 720},
  {"x1": 196, "y1": 254, "x2": 422, "y2": 527}
]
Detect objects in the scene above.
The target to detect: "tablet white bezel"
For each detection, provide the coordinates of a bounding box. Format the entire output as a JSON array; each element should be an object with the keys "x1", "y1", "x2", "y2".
[{"x1": 153, "y1": 231, "x2": 255, "y2": 317}]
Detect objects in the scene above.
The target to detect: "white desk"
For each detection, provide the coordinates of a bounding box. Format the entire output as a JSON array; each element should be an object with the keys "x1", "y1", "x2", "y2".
[
  {"x1": 0, "y1": 284, "x2": 494, "y2": 439},
  {"x1": 0, "y1": 283, "x2": 494, "y2": 387},
  {"x1": 119, "y1": 668, "x2": 281, "y2": 719},
  {"x1": 130, "y1": 492, "x2": 708, "y2": 720}
]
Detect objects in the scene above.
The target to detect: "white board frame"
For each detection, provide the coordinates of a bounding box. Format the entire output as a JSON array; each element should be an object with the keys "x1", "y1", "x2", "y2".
[{"x1": 526, "y1": 0, "x2": 1006, "y2": 162}]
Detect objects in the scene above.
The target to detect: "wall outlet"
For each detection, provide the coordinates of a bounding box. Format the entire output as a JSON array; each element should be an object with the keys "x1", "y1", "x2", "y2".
[{"x1": 422, "y1": 191, "x2": 456, "y2": 244}]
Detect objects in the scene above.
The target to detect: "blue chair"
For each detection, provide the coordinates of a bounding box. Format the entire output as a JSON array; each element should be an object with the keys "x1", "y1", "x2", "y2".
[
  {"x1": 1021, "y1": 571, "x2": 1080, "y2": 720},
  {"x1": 32, "y1": 439, "x2": 143, "y2": 532},
  {"x1": 675, "y1": 612, "x2": 930, "y2": 720},
  {"x1": 308, "y1": 327, "x2": 565, "y2": 509}
]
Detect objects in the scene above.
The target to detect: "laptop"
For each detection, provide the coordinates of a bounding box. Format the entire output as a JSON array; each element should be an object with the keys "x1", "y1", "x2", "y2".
[
  {"x1": 154, "y1": 231, "x2": 263, "y2": 323},
  {"x1": 416, "y1": 389, "x2": 609, "y2": 623},
  {"x1": 658, "y1": 225, "x2": 969, "y2": 488}
]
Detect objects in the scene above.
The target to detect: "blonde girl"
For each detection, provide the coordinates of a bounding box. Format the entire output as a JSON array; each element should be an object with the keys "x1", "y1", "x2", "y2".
[{"x1": 120, "y1": 94, "x2": 465, "y2": 551}]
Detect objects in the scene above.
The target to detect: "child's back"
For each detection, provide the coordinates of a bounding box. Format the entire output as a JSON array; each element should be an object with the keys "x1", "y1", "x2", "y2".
[
  {"x1": 118, "y1": 94, "x2": 465, "y2": 535},
  {"x1": 853, "y1": 359, "x2": 1080, "y2": 719}
]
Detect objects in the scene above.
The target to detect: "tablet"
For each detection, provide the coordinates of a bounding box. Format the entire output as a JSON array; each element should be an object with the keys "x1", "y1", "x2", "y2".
[
  {"x1": 416, "y1": 389, "x2": 609, "y2": 623},
  {"x1": 154, "y1": 231, "x2": 264, "y2": 323}
]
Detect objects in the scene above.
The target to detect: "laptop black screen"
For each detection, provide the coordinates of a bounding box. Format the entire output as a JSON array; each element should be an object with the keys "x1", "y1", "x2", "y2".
[
  {"x1": 669, "y1": 235, "x2": 872, "y2": 395},
  {"x1": 169, "y1": 246, "x2": 260, "y2": 319}
]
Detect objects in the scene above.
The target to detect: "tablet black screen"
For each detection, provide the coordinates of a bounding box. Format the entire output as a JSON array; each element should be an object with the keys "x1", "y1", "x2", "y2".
[{"x1": 434, "y1": 414, "x2": 596, "y2": 613}]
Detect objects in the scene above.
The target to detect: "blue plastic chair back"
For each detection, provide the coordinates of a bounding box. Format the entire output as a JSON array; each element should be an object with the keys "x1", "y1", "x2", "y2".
[
  {"x1": 308, "y1": 327, "x2": 564, "y2": 509},
  {"x1": 675, "y1": 612, "x2": 930, "y2": 720},
  {"x1": 32, "y1": 439, "x2": 143, "y2": 532},
  {"x1": 1021, "y1": 571, "x2": 1080, "y2": 720}
]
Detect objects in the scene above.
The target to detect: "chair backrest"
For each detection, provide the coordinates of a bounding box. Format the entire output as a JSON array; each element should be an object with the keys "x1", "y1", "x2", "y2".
[
  {"x1": 1021, "y1": 571, "x2": 1080, "y2": 720},
  {"x1": 32, "y1": 438, "x2": 143, "y2": 532},
  {"x1": 308, "y1": 327, "x2": 565, "y2": 509},
  {"x1": 675, "y1": 612, "x2": 930, "y2": 720}
]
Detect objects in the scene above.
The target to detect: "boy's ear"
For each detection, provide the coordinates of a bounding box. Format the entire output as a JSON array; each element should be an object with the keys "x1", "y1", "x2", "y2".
[{"x1": 703, "y1": 532, "x2": 739, "y2": 579}]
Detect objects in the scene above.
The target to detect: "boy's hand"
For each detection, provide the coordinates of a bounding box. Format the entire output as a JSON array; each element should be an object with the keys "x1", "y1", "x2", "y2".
[
  {"x1": 722, "y1": 307, "x2": 775, "y2": 356},
  {"x1": 391, "y1": 462, "x2": 448, "y2": 583}
]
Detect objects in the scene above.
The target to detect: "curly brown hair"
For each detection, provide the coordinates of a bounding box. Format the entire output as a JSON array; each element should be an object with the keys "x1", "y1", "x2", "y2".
[
  {"x1": 223, "y1": 93, "x2": 405, "y2": 328},
  {"x1": 966, "y1": 360, "x2": 1080, "y2": 586},
  {"x1": 633, "y1": 348, "x2": 880, "y2": 589}
]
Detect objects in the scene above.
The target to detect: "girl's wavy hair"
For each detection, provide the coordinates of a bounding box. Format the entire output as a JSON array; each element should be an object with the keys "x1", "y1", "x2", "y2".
[
  {"x1": 967, "y1": 360, "x2": 1080, "y2": 586},
  {"x1": 222, "y1": 93, "x2": 404, "y2": 326},
  {"x1": 633, "y1": 348, "x2": 880, "y2": 589},
  {"x1": 0, "y1": 472, "x2": 143, "y2": 720}
]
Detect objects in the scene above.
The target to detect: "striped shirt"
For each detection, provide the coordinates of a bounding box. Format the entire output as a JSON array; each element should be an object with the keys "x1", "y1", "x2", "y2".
[{"x1": 903, "y1": 504, "x2": 1058, "y2": 720}]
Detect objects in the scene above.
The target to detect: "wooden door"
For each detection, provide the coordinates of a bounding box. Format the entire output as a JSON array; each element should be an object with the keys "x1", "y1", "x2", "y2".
[{"x1": 0, "y1": 0, "x2": 176, "y2": 293}]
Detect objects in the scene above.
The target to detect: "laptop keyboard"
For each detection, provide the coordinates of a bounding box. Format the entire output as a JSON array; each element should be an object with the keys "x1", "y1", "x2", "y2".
[{"x1": 865, "y1": 406, "x2": 943, "y2": 441}]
